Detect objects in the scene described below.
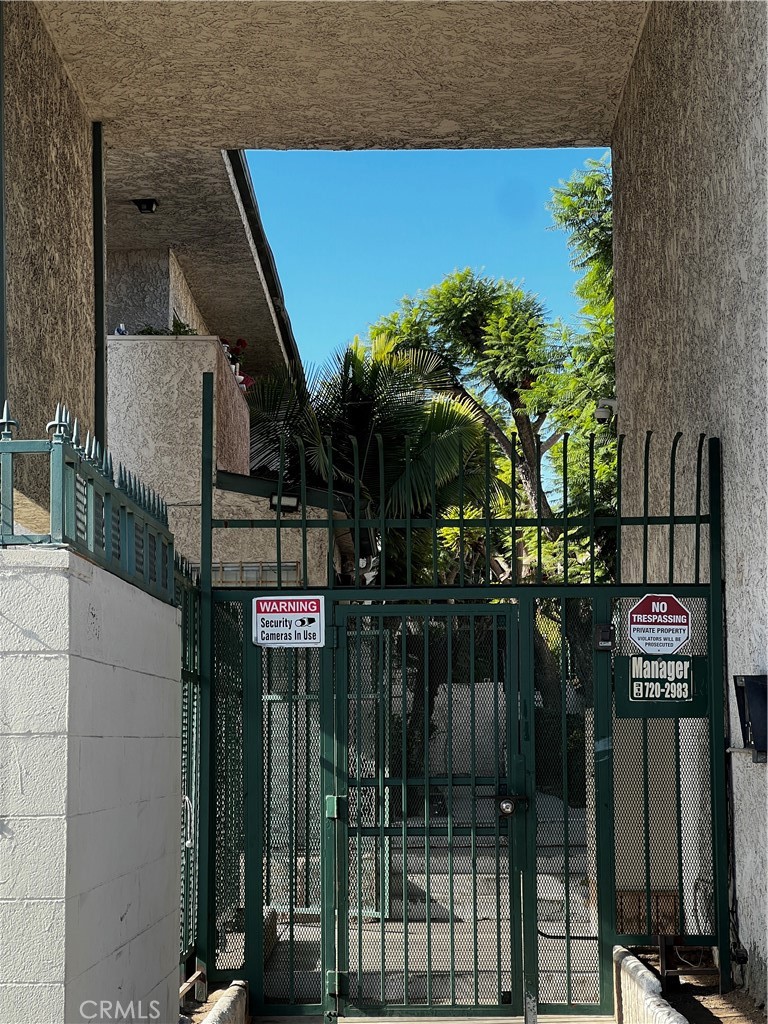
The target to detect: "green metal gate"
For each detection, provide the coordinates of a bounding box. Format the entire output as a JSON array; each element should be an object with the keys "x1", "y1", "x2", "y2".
[{"x1": 195, "y1": 375, "x2": 730, "y2": 1019}]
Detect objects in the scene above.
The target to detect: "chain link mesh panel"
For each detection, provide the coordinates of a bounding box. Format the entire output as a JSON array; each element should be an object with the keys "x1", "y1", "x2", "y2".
[
  {"x1": 345, "y1": 611, "x2": 518, "y2": 1009},
  {"x1": 262, "y1": 646, "x2": 324, "y2": 1004},
  {"x1": 212, "y1": 602, "x2": 245, "y2": 972},
  {"x1": 612, "y1": 597, "x2": 714, "y2": 938},
  {"x1": 533, "y1": 598, "x2": 600, "y2": 1006}
]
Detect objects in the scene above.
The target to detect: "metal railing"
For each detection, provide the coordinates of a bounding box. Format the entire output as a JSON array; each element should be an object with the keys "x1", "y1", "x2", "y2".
[
  {"x1": 177, "y1": 558, "x2": 202, "y2": 965},
  {"x1": 0, "y1": 401, "x2": 174, "y2": 603}
]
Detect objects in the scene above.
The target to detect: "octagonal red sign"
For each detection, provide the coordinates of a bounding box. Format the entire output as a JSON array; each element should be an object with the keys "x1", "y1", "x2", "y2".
[{"x1": 628, "y1": 594, "x2": 690, "y2": 655}]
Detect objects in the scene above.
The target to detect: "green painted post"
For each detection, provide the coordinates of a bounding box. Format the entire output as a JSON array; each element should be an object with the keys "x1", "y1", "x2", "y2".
[
  {"x1": 707, "y1": 437, "x2": 732, "y2": 992},
  {"x1": 244, "y1": 599, "x2": 264, "y2": 1004},
  {"x1": 196, "y1": 373, "x2": 215, "y2": 987},
  {"x1": 518, "y1": 596, "x2": 538, "y2": 1023},
  {"x1": 593, "y1": 592, "x2": 616, "y2": 1016}
]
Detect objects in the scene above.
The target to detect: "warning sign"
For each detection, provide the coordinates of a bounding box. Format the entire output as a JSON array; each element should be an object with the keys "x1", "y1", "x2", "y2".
[
  {"x1": 252, "y1": 596, "x2": 325, "y2": 647},
  {"x1": 628, "y1": 594, "x2": 690, "y2": 655}
]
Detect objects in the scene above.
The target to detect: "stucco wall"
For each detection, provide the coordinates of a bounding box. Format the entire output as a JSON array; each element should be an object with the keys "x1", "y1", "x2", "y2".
[
  {"x1": 4, "y1": 2, "x2": 94, "y2": 502},
  {"x1": 106, "y1": 248, "x2": 210, "y2": 337},
  {"x1": 0, "y1": 549, "x2": 181, "y2": 1024},
  {"x1": 107, "y1": 333, "x2": 327, "y2": 582},
  {"x1": 169, "y1": 250, "x2": 209, "y2": 335},
  {"x1": 106, "y1": 248, "x2": 171, "y2": 335},
  {"x1": 613, "y1": 0, "x2": 767, "y2": 998}
]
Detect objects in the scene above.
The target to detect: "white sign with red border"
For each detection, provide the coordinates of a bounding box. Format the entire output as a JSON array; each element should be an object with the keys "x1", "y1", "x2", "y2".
[
  {"x1": 628, "y1": 593, "x2": 690, "y2": 655},
  {"x1": 253, "y1": 596, "x2": 325, "y2": 647}
]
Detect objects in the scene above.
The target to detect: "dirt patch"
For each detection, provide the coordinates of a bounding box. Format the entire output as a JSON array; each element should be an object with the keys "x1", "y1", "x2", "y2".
[
  {"x1": 636, "y1": 951, "x2": 766, "y2": 1024},
  {"x1": 180, "y1": 987, "x2": 230, "y2": 1024}
]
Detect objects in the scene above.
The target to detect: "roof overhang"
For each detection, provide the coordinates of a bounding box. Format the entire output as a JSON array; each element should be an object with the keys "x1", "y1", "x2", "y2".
[
  {"x1": 38, "y1": 1, "x2": 648, "y2": 151},
  {"x1": 106, "y1": 147, "x2": 298, "y2": 370}
]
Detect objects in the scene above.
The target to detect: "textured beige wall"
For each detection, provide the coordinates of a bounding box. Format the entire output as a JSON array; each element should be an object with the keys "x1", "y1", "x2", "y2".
[
  {"x1": 106, "y1": 249, "x2": 170, "y2": 334},
  {"x1": 169, "y1": 250, "x2": 209, "y2": 335},
  {"x1": 106, "y1": 248, "x2": 210, "y2": 335},
  {"x1": 106, "y1": 334, "x2": 327, "y2": 581},
  {"x1": 613, "y1": 0, "x2": 767, "y2": 997},
  {"x1": 38, "y1": 1, "x2": 648, "y2": 150},
  {"x1": 4, "y1": 2, "x2": 94, "y2": 501}
]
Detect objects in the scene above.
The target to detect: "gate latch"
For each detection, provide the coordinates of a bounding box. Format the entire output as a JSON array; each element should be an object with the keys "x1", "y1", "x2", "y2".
[
  {"x1": 325, "y1": 795, "x2": 347, "y2": 820},
  {"x1": 499, "y1": 794, "x2": 529, "y2": 816},
  {"x1": 326, "y1": 970, "x2": 349, "y2": 996}
]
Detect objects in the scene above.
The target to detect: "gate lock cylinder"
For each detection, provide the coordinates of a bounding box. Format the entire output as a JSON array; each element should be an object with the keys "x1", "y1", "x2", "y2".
[{"x1": 499, "y1": 795, "x2": 528, "y2": 816}]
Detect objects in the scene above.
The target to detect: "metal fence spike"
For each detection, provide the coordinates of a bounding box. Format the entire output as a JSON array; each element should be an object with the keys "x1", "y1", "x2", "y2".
[
  {"x1": 0, "y1": 400, "x2": 18, "y2": 440},
  {"x1": 71, "y1": 418, "x2": 80, "y2": 447}
]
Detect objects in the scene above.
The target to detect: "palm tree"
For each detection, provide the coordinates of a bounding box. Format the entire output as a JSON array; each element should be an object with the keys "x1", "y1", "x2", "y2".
[{"x1": 248, "y1": 335, "x2": 500, "y2": 583}]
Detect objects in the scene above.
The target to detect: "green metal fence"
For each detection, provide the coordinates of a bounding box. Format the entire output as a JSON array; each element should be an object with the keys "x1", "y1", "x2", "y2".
[
  {"x1": 178, "y1": 561, "x2": 202, "y2": 965},
  {"x1": 197, "y1": 374, "x2": 730, "y2": 1018},
  {"x1": 0, "y1": 402, "x2": 174, "y2": 602}
]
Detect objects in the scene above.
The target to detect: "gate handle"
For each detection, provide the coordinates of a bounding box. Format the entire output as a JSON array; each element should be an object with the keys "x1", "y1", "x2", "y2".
[{"x1": 498, "y1": 795, "x2": 529, "y2": 816}]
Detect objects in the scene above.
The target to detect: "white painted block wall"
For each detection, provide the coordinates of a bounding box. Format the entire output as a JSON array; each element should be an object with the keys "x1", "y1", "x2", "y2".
[{"x1": 0, "y1": 549, "x2": 181, "y2": 1024}]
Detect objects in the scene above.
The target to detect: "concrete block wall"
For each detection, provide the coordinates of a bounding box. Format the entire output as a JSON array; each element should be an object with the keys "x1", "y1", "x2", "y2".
[{"x1": 0, "y1": 549, "x2": 181, "y2": 1024}]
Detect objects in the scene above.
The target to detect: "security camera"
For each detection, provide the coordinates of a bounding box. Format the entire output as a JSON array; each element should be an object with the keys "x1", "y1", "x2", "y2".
[{"x1": 595, "y1": 398, "x2": 618, "y2": 424}]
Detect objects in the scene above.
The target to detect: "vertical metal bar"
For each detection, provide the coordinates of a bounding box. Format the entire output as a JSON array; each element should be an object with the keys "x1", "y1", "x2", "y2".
[
  {"x1": 196, "y1": 373, "x2": 214, "y2": 979},
  {"x1": 593, "y1": 593, "x2": 616, "y2": 1016},
  {"x1": 296, "y1": 437, "x2": 308, "y2": 586},
  {"x1": 335, "y1": 612, "x2": 350, "y2": 1016},
  {"x1": 276, "y1": 437, "x2": 284, "y2": 589},
  {"x1": 304, "y1": 650, "x2": 311, "y2": 921},
  {"x1": 355, "y1": 617, "x2": 363, "y2": 1000},
  {"x1": 405, "y1": 437, "x2": 412, "y2": 588},
  {"x1": 264, "y1": 656, "x2": 272, "y2": 903},
  {"x1": 423, "y1": 617, "x2": 432, "y2": 1004},
  {"x1": 694, "y1": 433, "x2": 706, "y2": 585},
  {"x1": 562, "y1": 433, "x2": 569, "y2": 586},
  {"x1": 322, "y1": 611, "x2": 342, "y2": 1013},
  {"x1": 446, "y1": 616, "x2": 456, "y2": 1005},
  {"x1": 519, "y1": 597, "x2": 538, "y2": 1019},
  {"x1": 484, "y1": 436, "x2": 492, "y2": 586},
  {"x1": 244, "y1": 600, "x2": 265, "y2": 1004},
  {"x1": 642, "y1": 431, "x2": 653, "y2": 584},
  {"x1": 560, "y1": 598, "x2": 572, "y2": 1003},
  {"x1": 668, "y1": 432, "x2": 683, "y2": 584},
  {"x1": 674, "y1": 718, "x2": 684, "y2": 933},
  {"x1": 92, "y1": 122, "x2": 106, "y2": 444},
  {"x1": 376, "y1": 434, "x2": 386, "y2": 588},
  {"x1": 588, "y1": 433, "x2": 596, "y2": 584},
  {"x1": 535, "y1": 434, "x2": 542, "y2": 583},
  {"x1": 351, "y1": 436, "x2": 361, "y2": 588},
  {"x1": 642, "y1": 719, "x2": 652, "y2": 933},
  {"x1": 288, "y1": 650, "x2": 295, "y2": 1003},
  {"x1": 707, "y1": 437, "x2": 731, "y2": 990},
  {"x1": 400, "y1": 612, "x2": 409, "y2": 1003},
  {"x1": 493, "y1": 610, "x2": 502, "y2": 1004},
  {"x1": 378, "y1": 616, "x2": 387, "y2": 1001},
  {"x1": 49, "y1": 442, "x2": 64, "y2": 544},
  {"x1": 0, "y1": 449, "x2": 13, "y2": 540},
  {"x1": 458, "y1": 437, "x2": 465, "y2": 587},
  {"x1": 430, "y1": 435, "x2": 438, "y2": 587},
  {"x1": 470, "y1": 618, "x2": 479, "y2": 1005},
  {"x1": 510, "y1": 438, "x2": 518, "y2": 585},
  {"x1": 615, "y1": 434, "x2": 625, "y2": 585},
  {"x1": 0, "y1": 4, "x2": 6, "y2": 406},
  {"x1": 326, "y1": 438, "x2": 335, "y2": 591}
]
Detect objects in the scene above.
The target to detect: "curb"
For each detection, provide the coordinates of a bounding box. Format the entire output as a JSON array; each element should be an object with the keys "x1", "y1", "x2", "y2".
[
  {"x1": 199, "y1": 980, "x2": 248, "y2": 1024},
  {"x1": 614, "y1": 945, "x2": 689, "y2": 1024}
]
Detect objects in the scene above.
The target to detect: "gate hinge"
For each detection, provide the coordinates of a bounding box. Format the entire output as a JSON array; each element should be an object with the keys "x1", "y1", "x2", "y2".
[
  {"x1": 327, "y1": 625, "x2": 339, "y2": 648},
  {"x1": 325, "y1": 795, "x2": 347, "y2": 820},
  {"x1": 326, "y1": 969, "x2": 349, "y2": 996}
]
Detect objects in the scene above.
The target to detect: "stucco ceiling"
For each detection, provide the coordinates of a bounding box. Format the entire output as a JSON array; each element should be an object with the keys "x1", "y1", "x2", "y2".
[
  {"x1": 39, "y1": 1, "x2": 648, "y2": 150},
  {"x1": 106, "y1": 149, "x2": 288, "y2": 368}
]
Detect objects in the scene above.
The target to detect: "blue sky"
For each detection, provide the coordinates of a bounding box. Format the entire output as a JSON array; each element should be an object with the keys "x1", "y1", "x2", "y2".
[{"x1": 246, "y1": 148, "x2": 608, "y2": 368}]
